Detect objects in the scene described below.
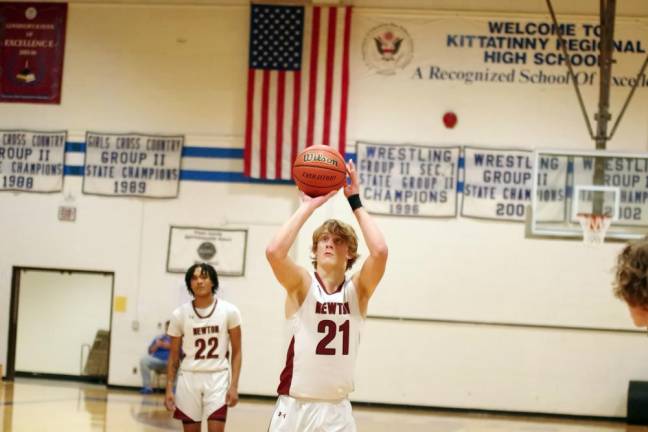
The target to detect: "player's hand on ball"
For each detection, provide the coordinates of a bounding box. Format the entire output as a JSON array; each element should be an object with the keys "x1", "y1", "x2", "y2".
[
  {"x1": 344, "y1": 160, "x2": 359, "y2": 198},
  {"x1": 299, "y1": 189, "x2": 337, "y2": 208}
]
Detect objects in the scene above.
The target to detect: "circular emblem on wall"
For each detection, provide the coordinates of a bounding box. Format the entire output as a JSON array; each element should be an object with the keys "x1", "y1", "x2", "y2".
[
  {"x1": 197, "y1": 242, "x2": 217, "y2": 260},
  {"x1": 25, "y1": 7, "x2": 37, "y2": 20},
  {"x1": 362, "y1": 24, "x2": 413, "y2": 75}
]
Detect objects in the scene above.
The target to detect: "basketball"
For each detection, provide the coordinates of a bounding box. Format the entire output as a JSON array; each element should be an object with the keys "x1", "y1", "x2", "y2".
[{"x1": 292, "y1": 145, "x2": 347, "y2": 197}]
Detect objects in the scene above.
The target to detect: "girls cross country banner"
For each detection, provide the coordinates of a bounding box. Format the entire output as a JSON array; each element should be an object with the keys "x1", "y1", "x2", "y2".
[
  {"x1": 83, "y1": 132, "x2": 183, "y2": 198},
  {"x1": 0, "y1": 130, "x2": 66, "y2": 192},
  {"x1": 356, "y1": 141, "x2": 459, "y2": 217},
  {"x1": 166, "y1": 226, "x2": 248, "y2": 276}
]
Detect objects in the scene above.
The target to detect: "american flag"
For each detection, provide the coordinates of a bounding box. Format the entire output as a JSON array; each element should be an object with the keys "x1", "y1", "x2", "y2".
[{"x1": 244, "y1": 3, "x2": 352, "y2": 180}]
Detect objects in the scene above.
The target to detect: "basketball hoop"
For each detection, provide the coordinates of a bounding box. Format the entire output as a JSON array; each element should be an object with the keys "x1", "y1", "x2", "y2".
[{"x1": 576, "y1": 213, "x2": 612, "y2": 245}]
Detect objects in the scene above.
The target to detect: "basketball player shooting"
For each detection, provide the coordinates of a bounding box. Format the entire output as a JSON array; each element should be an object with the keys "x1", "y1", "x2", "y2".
[
  {"x1": 265, "y1": 159, "x2": 388, "y2": 432},
  {"x1": 614, "y1": 236, "x2": 648, "y2": 329},
  {"x1": 164, "y1": 263, "x2": 242, "y2": 432}
]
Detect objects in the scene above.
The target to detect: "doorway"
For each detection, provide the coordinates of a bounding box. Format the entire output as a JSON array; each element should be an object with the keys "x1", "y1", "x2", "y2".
[{"x1": 6, "y1": 267, "x2": 114, "y2": 383}]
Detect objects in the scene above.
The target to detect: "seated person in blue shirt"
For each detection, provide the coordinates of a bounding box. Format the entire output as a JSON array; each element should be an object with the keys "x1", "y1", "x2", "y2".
[{"x1": 140, "y1": 320, "x2": 171, "y2": 394}]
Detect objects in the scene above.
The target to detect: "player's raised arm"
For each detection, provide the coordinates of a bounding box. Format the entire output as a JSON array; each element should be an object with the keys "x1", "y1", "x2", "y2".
[
  {"x1": 345, "y1": 160, "x2": 388, "y2": 313},
  {"x1": 265, "y1": 190, "x2": 337, "y2": 299}
]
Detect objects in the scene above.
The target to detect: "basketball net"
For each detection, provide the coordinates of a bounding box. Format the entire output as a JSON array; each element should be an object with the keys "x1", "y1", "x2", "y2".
[{"x1": 576, "y1": 213, "x2": 612, "y2": 245}]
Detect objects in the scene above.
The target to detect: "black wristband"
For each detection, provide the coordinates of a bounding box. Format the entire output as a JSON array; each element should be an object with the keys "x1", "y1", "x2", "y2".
[{"x1": 347, "y1": 194, "x2": 362, "y2": 211}]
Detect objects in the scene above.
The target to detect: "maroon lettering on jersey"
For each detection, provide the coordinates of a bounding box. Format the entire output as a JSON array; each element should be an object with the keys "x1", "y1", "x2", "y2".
[
  {"x1": 193, "y1": 325, "x2": 220, "y2": 336},
  {"x1": 315, "y1": 301, "x2": 350, "y2": 315}
]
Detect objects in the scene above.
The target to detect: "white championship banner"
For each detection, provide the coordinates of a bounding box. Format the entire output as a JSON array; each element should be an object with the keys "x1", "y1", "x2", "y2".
[
  {"x1": 357, "y1": 142, "x2": 459, "y2": 217},
  {"x1": 461, "y1": 147, "x2": 570, "y2": 222},
  {"x1": 0, "y1": 130, "x2": 66, "y2": 192},
  {"x1": 166, "y1": 226, "x2": 248, "y2": 276},
  {"x1": 533, "y1": 154, "x2": 569, "y2": 223},
  {"x1": 461, "y1": 147, "x2": 533, "y2": 221},
  {"x1": 83, "y1": 132, "x2": 183, "y2": 197},
  {"x1": 572, "y1": 156, "x2": 648, "y2": 226}
]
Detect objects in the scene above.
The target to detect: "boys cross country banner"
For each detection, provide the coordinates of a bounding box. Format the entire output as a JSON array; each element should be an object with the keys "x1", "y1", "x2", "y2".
[
  {"x1": 0, "y1": 130, "x2": 66, "y2": 192},
  {"x1": 166, "y1": 226, "x2": 248, "y2": 276},
  {"x1": 0, "y1": 3, "x2": 67, "y2": 103},
  {"x1": 461, "y1": 147, "x2": 570, "y2": 222},
  {"x1": 83, "y1": 132, "x2": 183, "y2": 198},
  {"x1": 357, "y1": 142, "x2": 459, "y2": 217}
]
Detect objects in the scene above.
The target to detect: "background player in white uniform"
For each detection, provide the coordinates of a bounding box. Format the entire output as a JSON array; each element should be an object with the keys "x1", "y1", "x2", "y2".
[
  {"x1": 164, "y1": 263, "x2": 242, "y2": 432},
  {"x1": 614, "y1": 236, "x2": 648, "y2": 328},
  {"x1": 265, "y1": 160, "x2": 388, "y2": 432}
]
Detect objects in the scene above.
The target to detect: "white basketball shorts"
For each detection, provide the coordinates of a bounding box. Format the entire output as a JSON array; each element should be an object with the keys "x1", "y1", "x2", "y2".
[
  {"x1": 268, "y1": 395, "x2": 356, "y2": 432},
  {"x1": 173, "y1": 369, "x2": 229, "y2": 423}
]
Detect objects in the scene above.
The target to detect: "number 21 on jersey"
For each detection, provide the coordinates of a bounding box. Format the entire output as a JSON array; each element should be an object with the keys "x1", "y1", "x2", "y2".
[{"x1": 316, "y1": 319, "x2": 349, "y2": 355}]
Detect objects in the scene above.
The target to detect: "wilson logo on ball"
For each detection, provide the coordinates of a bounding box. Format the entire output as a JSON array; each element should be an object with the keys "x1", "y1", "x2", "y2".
[{"x1": 303, "y1": 153, "x2": 340, "y2": 167}]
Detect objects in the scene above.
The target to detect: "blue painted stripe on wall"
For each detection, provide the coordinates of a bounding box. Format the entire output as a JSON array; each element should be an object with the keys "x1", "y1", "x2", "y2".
[
  {"x1": 64, "y1": 165, "x2": 84, "y2": 176},
  {"x1": 64, "y1": 143, "x2": 358, "y2": 162},
  {"x1": 65, "y1": 142, "x2": 86, "y2": 152},
  {"x1": 182, "y1": 147, "x2": 244, "y2": 158},
  {"x1": 180, "y1": 170, "x2": 294, "y2": 184}
]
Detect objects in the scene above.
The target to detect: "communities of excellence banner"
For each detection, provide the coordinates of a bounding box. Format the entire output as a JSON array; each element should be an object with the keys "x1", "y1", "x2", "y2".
[
  {"x1": 166, "y1": 226, "x2": 248, "y2": 276},
  {"x1": 356, "y1": 141, "x2": 459, "y2": 217},
  {"x1": 83, "y1": 131, "x2": 183, "y2": 198},
  {"x1": 0, "y1": 130, "x2": 66, "y2": 192},
  {"x1": 0, "y1": 2, "x2": 67, "y2": 103}
]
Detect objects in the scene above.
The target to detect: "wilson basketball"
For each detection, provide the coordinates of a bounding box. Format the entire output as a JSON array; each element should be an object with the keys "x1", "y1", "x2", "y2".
[{"x1": 292, "y1": 145, "x2": 347, "y2": 197}]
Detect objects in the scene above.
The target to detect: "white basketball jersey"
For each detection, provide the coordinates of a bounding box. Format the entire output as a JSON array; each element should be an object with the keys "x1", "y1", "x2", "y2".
[
  {"x1": 168, "y1": 299, "x2": 241, "y2": 372},
  {"x1": 277, "y1": 272, "x2": 364, "y2": 400}
]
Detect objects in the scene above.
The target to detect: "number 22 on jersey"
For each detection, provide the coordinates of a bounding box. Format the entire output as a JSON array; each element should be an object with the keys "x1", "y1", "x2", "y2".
[{"x1": 194, "y1": 336, "x2": 219, "y2": 360}]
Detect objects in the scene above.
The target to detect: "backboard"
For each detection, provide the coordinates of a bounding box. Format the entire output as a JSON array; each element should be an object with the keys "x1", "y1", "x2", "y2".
[{"x1": 529, "y1": 149, "x2": 648, "y2": 241}]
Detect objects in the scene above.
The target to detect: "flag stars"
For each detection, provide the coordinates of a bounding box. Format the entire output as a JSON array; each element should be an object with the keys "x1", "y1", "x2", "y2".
[{"x1": 249, "y1": 4, "x2": 304, "y2": 71}]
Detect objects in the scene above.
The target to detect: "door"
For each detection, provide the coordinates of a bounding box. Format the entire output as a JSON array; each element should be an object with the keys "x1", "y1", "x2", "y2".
[{"x1": 7, "y1": 267, "x2": 114, "y2": 383}]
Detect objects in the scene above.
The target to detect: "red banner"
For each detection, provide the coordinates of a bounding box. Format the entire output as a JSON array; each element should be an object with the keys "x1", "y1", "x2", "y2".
[{"x1": 0, "y1": 2, "x2": 67, "y2": 104}]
